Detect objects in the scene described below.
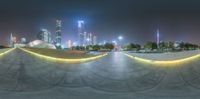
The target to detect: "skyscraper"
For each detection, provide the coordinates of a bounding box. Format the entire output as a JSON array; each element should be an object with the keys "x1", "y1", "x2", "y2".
[
  {"x1": 78, "y1": 20, "x2": 85, "y2": 46},
  {"x1": 88, "y1": 33, "x2": 92, "y2": 45},
  {"x1": 9, "y1": 33, "x2": 14, "y2": 47},
  {"x1": 67, "y1": 40, "x2": 72, "y2": 48},
  {"x1": 156, "y1": 29, "x2": 160, "y2": 48},
  {"x1": 93, "y1": 35, "x2": 97, "y2": 45},
  {"x1": 37, "y1": 29, "x2": 51, "y2": 43},
  {"x1": 55, "y1": 20, "x2": 62, "y2": 47}
]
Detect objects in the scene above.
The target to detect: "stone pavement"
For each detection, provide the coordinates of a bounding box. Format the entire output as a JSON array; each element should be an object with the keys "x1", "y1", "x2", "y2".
[{"x1": 0, "y1": 49, "x2": 200, "y2": 99}]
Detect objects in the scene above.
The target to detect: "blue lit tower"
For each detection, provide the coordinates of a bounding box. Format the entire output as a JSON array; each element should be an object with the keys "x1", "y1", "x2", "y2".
[
  {"x1": 156, "y1": 29, "x2": 160, "y2": 48},
  {"x1": 55, "y1": 20, "x2": 62, "y2": 47},
  {"x1": 78, "y1": 20, "x2": 85, "y2": 46}
]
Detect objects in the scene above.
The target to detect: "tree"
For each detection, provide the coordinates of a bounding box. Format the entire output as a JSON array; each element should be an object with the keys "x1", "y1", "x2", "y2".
[
  {"x1": 104, "y1": 43, "x2": 114, "y2": 51},
  {"x1": 93, "y1": 45, "x2": 101, "y2": 51},
  {"x1": 123, "y1": 43, "x2": 141, "y2": 51},
  {"x1": 159, "y1": 41, "x2": 168, "y2": 51},
  {"x1": 144, "y1": 42, "x2": 157, "y2": 50},
  {"x1": 168, "y1": 42, "x2": 174, "y2": 50}
]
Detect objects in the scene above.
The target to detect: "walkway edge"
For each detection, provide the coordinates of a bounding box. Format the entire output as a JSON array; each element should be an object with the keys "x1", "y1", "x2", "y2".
[
  {"x1": 19, "y1": 48, "x2": 108, "y2": 63},
  {"x1": 0, "y1": 48, "x2": 15, "y2": 57},
  {"x1": 122, "y1": 52, "x2": 200, "y2": 65}
]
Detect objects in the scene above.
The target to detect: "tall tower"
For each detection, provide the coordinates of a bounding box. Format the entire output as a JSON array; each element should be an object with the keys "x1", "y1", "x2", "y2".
[
  {"x1": 9, "y1": 33, "x2": 13, "y2": 47},
  {"x1": 156, "y1": 29, "x2": 160, "y2": 48},
  {"x1": 89, "y1": 33, "x2": 92, "y2": 45},
  {"x1": 93, "y1": 35, "x2": 97, "y2": 45},
  {"x1": 78, "y1": 20, "x2": 85, "y2": 46},
  {"x1": 56, "y1": 20, "x2": 62, "y2": 46}
]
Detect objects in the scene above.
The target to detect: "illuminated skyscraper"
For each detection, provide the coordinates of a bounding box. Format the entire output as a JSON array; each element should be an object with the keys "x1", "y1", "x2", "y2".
[
  {"x1": 67, "y1": 40, "x2": 72, "y2": 48},
  {"x1": 37, "y1": 29, "x2": 51, "y2": 43},
  {"x1": 78, "y1": 20, "x2": 85, "y2": 46},
  {"x1": 88, "y1": 33, "x2": 92, "y2": 45},
  {"x1": 55, "y1": 20, "x2": 62, "y2": 47},
  {"x1": 9, "y1": 33, "x2": 14, "y2": 47},
  {"x1": 156, "y1": 29, "x2": 160, "y2": 48},
  {"x1": 93, "y1": 35, "x2": 97, "y2": 45},
  {"x1": 83, "y1": 32, "x2": 87, "y2": 45}
]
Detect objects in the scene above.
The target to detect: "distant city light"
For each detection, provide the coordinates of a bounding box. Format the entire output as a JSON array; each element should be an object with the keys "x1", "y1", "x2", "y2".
[
  {"x1": 56, "y1": 43, "x2": 61, "y2": 47},
  {"x1": 73, "y1": 42, "x2": 77, "y2": 46},
  {"x1": 112, "y1": 40, "x2": 117, "y2": 45},
  {"x1": 103, "y1": 40, "x2": 106, "y2": 44},
  {"x1": 86, "y1": 38, "x2": 90, "y2": 42},
  {"x1": 118, "y1": 36, "x2": 123, "y2": 40},
  {"x1": 78, "y1": 20, "x2": 84, "y2": 28}
]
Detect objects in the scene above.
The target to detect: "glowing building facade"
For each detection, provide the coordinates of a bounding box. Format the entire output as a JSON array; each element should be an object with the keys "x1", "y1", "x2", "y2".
[
  {"x1": 156, "y1": 29, "x2": 160, "y2": 48},
  {"x1": 55, "y1": 20, "x2": 62, "y2": 47},
  {"x1": 93, "y1": 35, "x2": 97, "y2": 45},
  {"x1": 78, "y1": 20, "x2": 85, "y2": 46},
  {"x1": 37, "y1": 29, "x2": 51, "y2": 43}
]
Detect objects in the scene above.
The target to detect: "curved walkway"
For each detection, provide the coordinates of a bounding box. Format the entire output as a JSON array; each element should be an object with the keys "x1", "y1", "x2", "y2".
[
  {"x1": 19, "y1": 48, "x2": 108, "y2": 63},
  {"x1": 0, "y1": 50, "x2": 200, "y2": 98},
  {"x1": 123, "y1": 51, "x2": 200, "y2": 65}
]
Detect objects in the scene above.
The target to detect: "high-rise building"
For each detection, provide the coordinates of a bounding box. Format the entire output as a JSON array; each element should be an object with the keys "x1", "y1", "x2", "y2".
[
  {"x1": 93, "y1": 35, "x2": 97, "y2": 45},
  {"x1": 37, "y1": 29, "x2": 51, "y2": 43},
  {"x1": 78, "y1": 20, "x2": 85, "y2": 46},
  {"x1": 156, "y1": 29, "x2": 160, "y2": 48},
  {"x1": 67, "y1": 40, "x2": 72, "y2": 48},
  {"x1": 88, "y1": 33, "x2": 92, "y2": 45},
  {"x1": 9, "y1": 33, "x2": 13, "y2": 47},
  {"x1": 83, "y1": 32, "x2": 87, "y2": 45},
  {"x1": 55, "y1": 20, "x2": 62, "y2": 46}
]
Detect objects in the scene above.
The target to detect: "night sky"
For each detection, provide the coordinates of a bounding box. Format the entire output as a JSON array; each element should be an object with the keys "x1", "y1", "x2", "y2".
[{"x1": 1, "y1": 0, "x2": 200, "y2": 46}]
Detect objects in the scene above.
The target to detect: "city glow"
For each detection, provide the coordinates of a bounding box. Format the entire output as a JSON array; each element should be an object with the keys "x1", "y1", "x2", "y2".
[
  {"x1": 19, "y1": 48, "x2": 108, "y2": 63},
  {"x1": 123, "y1": 52, "x2": 200, "y2": 65}
]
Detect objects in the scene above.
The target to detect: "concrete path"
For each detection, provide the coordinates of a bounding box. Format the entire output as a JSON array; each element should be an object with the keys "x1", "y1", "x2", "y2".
[{"x1": 0, "y1": 49, "x2": 200, "y2": 99}]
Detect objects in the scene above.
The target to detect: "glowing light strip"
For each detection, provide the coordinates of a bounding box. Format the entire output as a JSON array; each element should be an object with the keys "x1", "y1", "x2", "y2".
[
  {"x1": 0, "y1": 48, "x2": 15, "y2": 57},
  {"x1": 19, "y1": 48, "x2": 108, "y2": 63},
  {"x1": 123, "y1": 52, "x2": 200, "y2": 65}
]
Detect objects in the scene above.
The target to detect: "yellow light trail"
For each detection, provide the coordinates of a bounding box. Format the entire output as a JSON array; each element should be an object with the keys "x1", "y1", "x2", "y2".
[
  {"x1": 122, "y1": 52, "x2": 200, "y2": 65},
  {"x1": 0, "y1": 48, "x2": 15, "y2": 57},
  {"x1": 19, "y1": 48, "x2": 108, "y2": 63}
]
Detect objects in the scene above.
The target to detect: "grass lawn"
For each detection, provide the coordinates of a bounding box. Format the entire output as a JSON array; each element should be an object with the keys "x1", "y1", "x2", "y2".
[
  {"x1": 0, "y1": 48, "x2": 11, "y2": 54},
  {"x1": 23, "y1": 48, "x2": 100, "y2": 59}
]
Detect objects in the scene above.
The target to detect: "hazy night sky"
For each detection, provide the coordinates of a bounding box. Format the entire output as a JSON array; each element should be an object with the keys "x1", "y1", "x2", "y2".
[{"x1": 1, "y1": 0, "x2": 200, "y2": 46}]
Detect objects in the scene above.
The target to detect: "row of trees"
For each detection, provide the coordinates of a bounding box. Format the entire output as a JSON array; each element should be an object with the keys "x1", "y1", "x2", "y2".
[
  {"x1": 0, "y1": 45, "x2": 9, "y2": 49},
  {"x1": 123, "y1": 41, "x2": 199, "y2": 51},
  {"x1": 123, "y1": 43, "x2": 141, "y2": 51},
  {"x1": 72, "y1": 43, "x2": 115, "y2": 51},
  {"x1": 71, "y1": 41, "x2": 199, "y2": 52},
  {"x1": 143, "y1": 41, "x2": 199, "y2": 51}
]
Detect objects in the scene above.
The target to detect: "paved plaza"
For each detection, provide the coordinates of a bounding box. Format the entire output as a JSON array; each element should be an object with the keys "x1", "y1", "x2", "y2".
[{"x1": 0, "y1": 49, "x2": 200, "y2": 99}]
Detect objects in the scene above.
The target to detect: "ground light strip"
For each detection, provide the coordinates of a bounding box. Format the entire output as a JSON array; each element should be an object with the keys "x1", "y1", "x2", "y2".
[
  {"x1": 122, "y1": 52, "x2": 200, "y2": 65},
  {"x1": 19, "y1": 48, "x2": 108, "y2": 63},
  {"x1": 0, "y1": 48, "x2": 15, "y2": 57}
]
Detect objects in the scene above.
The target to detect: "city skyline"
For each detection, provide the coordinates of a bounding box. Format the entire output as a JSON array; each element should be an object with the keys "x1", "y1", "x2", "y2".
[{"x1": 1, "y1": 0, "x2": 200, "y2": 45}]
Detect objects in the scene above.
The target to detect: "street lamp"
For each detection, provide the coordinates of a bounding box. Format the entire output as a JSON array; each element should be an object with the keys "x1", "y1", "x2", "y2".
[{"x1": 118, "y1": 36, "x2": 123, "y2": 41}]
